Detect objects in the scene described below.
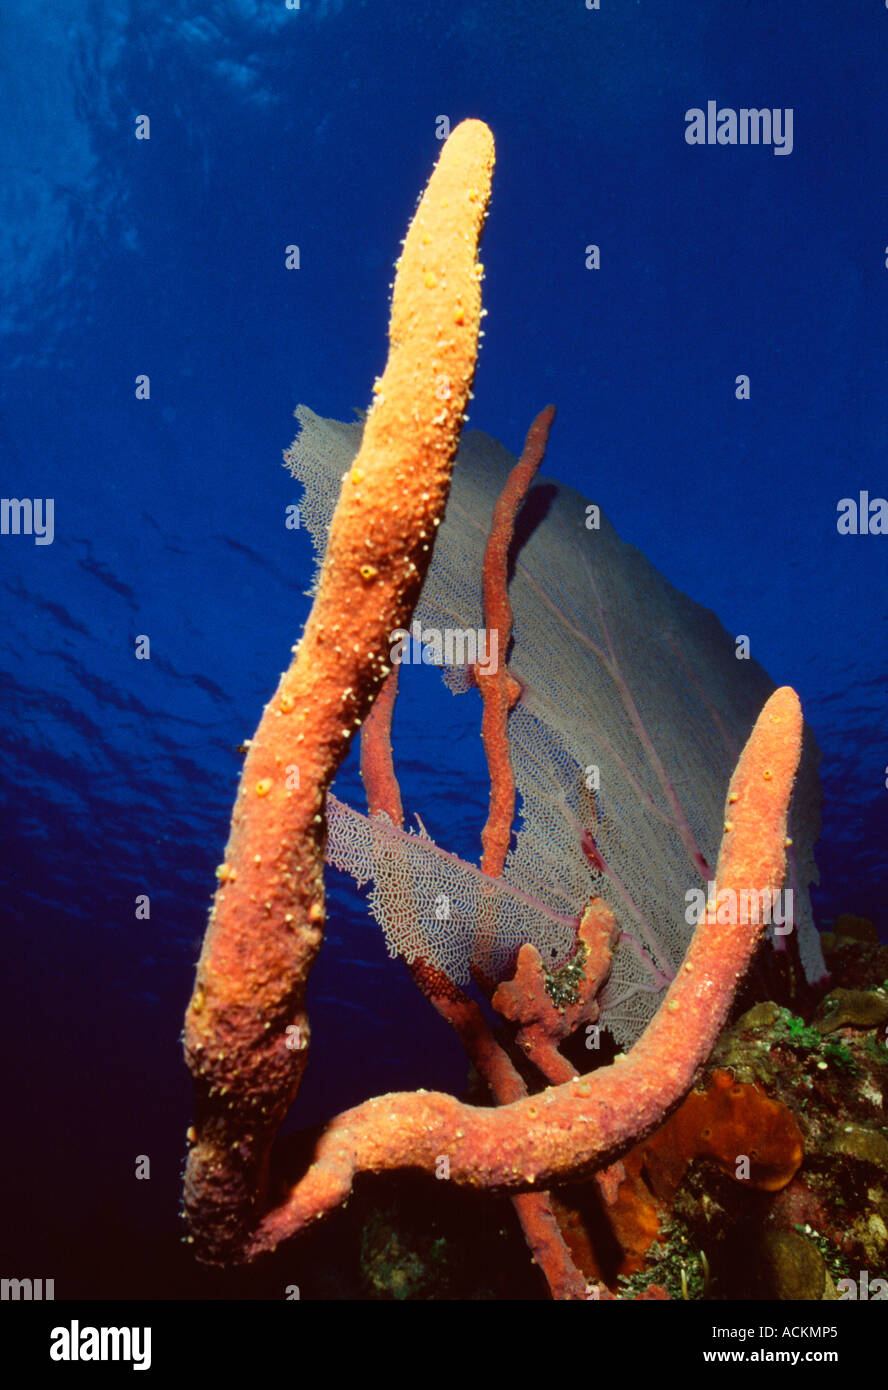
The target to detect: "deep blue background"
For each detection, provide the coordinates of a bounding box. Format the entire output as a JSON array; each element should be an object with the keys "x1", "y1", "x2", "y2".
[{"x1": 1, "y1": 1, "x2": 885, "y2": 1295}]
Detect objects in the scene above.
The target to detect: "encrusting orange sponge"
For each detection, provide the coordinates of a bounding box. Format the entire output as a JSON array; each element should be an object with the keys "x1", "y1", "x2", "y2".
[{"x1": 590, "y1": 1069, "x2": 804, "y2": 1278}]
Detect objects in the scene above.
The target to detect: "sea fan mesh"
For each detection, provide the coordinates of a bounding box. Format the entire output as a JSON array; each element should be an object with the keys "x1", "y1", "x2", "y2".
[
  {"x1": 326, "y1": 794, "x2": 578, "y2": 984},
  {"x1": 286, "y1": 406, "x2": 824, "y2": 1045}
]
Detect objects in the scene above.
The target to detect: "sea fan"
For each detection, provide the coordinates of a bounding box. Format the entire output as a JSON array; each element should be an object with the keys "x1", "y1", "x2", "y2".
[{"x1": 286, "y1": 406, "x2": 823, "y2": 1045}]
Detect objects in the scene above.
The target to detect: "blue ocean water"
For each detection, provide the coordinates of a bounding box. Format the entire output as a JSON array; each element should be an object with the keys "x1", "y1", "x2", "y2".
[{"x1": 1, "y1": 1, "x2": 885, "y2": 1296}]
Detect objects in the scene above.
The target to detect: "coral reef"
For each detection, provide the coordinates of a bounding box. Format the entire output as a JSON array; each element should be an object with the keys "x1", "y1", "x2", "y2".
[{"x1": 594, "y1": 927, "x2": 888, "y2": 1300}]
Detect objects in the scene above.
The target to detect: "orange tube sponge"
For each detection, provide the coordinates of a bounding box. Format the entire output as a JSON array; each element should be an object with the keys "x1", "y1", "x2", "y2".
[
  {"x1": 478, "y1": 404, "x2": 556, "y2": 878},
  {"x1": 183, "y1": 119, "x2": 495, "y2": 1263}
]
